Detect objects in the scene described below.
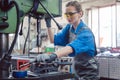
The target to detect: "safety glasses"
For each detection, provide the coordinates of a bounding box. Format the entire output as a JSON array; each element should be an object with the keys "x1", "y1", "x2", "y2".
[{"x1": 64, "y1": 12, "x2": 78, "y2": 18}]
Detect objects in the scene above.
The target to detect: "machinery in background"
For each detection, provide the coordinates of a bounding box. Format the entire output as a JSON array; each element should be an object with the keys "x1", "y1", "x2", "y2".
[{"x1": 0, "y1": 0, "x2": 63, "y2": 79}]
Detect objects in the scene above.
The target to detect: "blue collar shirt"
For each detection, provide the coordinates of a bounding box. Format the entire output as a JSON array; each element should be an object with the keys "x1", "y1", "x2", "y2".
[{"x1": 54, "y1": 20, "x2": 96, "y2": 57}]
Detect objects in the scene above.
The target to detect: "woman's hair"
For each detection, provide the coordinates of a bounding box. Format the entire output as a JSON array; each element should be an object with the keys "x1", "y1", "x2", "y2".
[{"x1": 66, "y1": 1, "x2": 83, "y2": 12}]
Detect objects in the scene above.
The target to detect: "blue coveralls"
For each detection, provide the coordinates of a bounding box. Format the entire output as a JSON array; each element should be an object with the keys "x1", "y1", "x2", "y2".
[{"x1": 54, "y1": 20, "x2": 99, "y2": 80}]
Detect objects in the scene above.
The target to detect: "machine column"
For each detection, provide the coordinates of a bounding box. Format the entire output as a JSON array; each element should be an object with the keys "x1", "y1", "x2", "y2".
[{"x1": 0, "y1": 33, "x2": 9, "y2": 78}]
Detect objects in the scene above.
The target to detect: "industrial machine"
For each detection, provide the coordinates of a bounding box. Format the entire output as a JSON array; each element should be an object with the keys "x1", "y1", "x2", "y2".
[{"x1": 0, "y1": 0, "x2": 74, "y2": 79}]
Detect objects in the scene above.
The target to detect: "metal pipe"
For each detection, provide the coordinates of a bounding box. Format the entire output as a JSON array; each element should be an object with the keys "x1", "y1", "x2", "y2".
[
  {"x1": 0, "y1": 33, "x2": 9, "y2": 78},
  {"x1": 0, "y1": 33, "x2": 9, "y2": 58}
]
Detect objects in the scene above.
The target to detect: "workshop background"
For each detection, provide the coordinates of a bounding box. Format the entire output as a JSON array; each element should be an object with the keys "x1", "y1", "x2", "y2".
[
  {"x1": 10, "y1": 0, "x2": 120, "y2": 51},
  {"x1": 5, "y1": 0, "x2": 120, "y2": 80}
]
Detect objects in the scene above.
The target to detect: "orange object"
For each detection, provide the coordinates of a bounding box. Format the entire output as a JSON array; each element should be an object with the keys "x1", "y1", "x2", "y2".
[{"x1": 17, "y1": 60, "x2": 29, "y2": 70}]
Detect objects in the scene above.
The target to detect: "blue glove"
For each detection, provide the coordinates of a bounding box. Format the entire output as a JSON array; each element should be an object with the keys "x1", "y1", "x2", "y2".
[
  {"x1": 36, "y1": 53, "x2": 57, "y2": 63},
  {"x1": 45, "y1": 18, "x2": 51, "y2": 28}
]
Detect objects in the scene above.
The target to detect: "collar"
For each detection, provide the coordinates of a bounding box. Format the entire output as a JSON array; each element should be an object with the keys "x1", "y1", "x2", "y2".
[{"x1": 70, "y1": 20, "x2": 87, "y2": 34}]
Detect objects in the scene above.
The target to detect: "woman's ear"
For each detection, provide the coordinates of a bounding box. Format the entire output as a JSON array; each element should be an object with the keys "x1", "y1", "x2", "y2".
[{"x1": 79, "y1": 11, "x2": 83, "y2": 17}]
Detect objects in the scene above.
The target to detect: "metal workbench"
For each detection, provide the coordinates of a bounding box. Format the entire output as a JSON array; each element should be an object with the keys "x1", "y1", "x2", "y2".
[{"x1": 9, "y1": 55, "x2": 75, "y2": 80}]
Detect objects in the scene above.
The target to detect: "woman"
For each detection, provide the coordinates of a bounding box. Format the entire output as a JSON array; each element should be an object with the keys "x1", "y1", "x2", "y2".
[{"x1": 36, "y1": 1, "x2": 99, "y2": 80}]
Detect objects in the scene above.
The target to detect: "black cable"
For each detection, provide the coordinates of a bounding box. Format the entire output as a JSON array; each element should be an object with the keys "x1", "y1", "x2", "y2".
[
  {"x1": 23, "y1": 15, "x2": 31, "y2": 54},
  {"x1": 19, "y1": 19, "x2": 24, "y2": 35},
  {"x1": 7, "y1": 1, "x2": 20, "y2": 56},
  {"x1": 36, "y1": 17, "x2": 42, "y2": 47}
]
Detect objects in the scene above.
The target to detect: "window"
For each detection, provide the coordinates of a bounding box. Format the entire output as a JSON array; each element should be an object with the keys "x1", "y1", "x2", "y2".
[
  {"x1": 117, "y1": 4, "x2": 120, "y2": 47},
  {"x1": 88, "y1": 4, "x2": 120, "y2": 47}
]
